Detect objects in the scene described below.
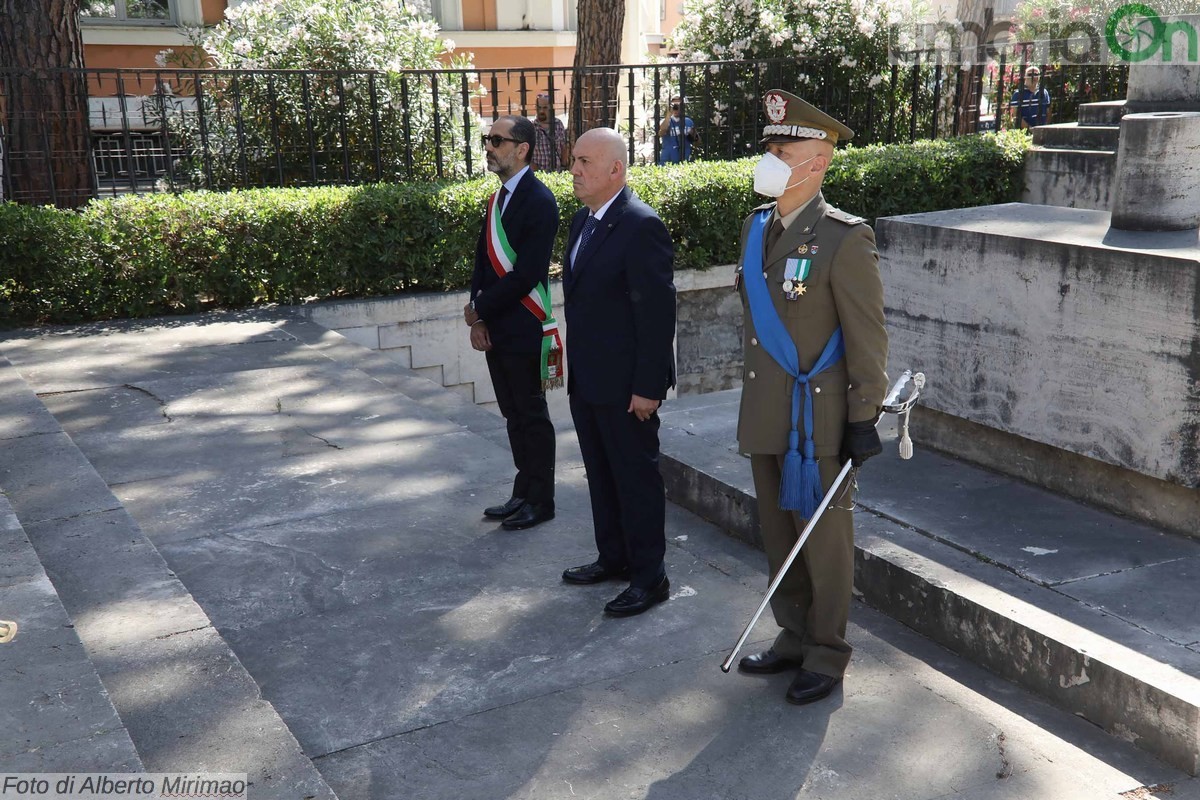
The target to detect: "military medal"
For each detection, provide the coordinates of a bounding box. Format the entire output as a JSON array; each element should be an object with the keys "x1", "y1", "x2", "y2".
[
  {"x1": 797, "y1": 244, "x2": 809, "y2": 254},
  {"x1": 783, "y1": 257, "x2": 811, "y2": 300},
  {"x1": 810, "y1": 245, "x2": 819, "y2": 254}
]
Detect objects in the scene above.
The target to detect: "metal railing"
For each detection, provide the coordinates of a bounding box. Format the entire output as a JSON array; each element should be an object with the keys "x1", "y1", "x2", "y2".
[{"x1": 0, "y1": 49, "x2": 1128, "y2": 204}]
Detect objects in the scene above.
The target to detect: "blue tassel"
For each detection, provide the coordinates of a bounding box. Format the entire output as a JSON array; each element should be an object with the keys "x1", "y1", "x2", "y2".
[
  {"x1": 779, "y1": 435, "x2": 824, "y2": 519},
  {"x1": 778, "y1": 447, "x2": 807, "y2": 512},
  {"x1": 799, "y1": 456, "x2": 823, "y2": 519}
]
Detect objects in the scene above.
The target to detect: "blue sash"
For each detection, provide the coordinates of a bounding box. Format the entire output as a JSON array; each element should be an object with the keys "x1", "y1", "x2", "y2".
[{"x1": 742, "y1": 209, "x2": 845, "y2": 518}]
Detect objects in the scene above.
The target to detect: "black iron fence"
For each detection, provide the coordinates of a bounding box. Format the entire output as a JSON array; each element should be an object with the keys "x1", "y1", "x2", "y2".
[{"x1": 1, "y1": 48, "x2": 1128, "y2": 204}]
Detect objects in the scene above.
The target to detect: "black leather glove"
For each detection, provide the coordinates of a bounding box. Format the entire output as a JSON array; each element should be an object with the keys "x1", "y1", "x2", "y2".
[{"x1": 840, "y1": 419, "x2": 882, "y2": 467}]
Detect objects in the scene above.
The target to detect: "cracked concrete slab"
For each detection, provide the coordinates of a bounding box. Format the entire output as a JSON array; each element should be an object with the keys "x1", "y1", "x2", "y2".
[
  {"x1": 0, "y1": 432, "x2": 123, "y2": 525},
  {"x1": 111, "y1": 430, "x2": 517, "y2": 546},
  {"x1": 63, "y1": 398, "x2": 464, "y2": 486},
  {"x1": 1057, "y1": 557, "x2": 1200, "y2": 647},
  {"x1": 23, "y1": 508, "x2": 212, "y2": 648},
  {"x1": 214, "y1": 511, "x2": 763, "y2": 757}
]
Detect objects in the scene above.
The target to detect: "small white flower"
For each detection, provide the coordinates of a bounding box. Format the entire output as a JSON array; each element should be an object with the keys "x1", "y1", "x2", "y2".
[
  {"x1": 869, "y1": 74, "x2": 884, "y2": 88},
  {"x1": 443, "y1": 37, "x2": 456, "y2": 52},
  {"x1": 154, "y1": 49, "x2": 171, "y2": 67},
  {"x1": 232, "y1": 38, "x2": 251, "y2": 56}
]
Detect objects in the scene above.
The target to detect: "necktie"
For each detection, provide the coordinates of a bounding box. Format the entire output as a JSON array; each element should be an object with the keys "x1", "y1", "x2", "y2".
[
  {"x1": 765, "y1": 217, "x2": 784, "y2": 258},
  {"x1": 497, "y1": 185, "x2": 509, "y2": 214},
  {"x1": 574, "y1": 215, "x2": 599, "y2": 270}
]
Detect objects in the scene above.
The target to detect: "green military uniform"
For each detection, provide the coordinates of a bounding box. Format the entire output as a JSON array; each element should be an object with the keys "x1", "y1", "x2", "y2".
[{"x1": 736, "y1": 92, "x2": 889, "y2": 679}]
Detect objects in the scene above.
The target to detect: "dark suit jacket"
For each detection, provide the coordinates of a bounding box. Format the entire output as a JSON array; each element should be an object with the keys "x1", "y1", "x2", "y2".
[
  {"x1": 471, "y1": 168, "x2": 559, "y2": 354},
  {"x1": 562, "y1": 186, "x2": 676, "y2": 405}
]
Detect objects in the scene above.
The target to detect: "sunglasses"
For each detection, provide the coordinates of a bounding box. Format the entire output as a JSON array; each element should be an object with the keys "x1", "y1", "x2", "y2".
[
  {"x1": 482, "y1": 134, "x2": 521, "y2": 147},
  {"x1": 671, "y1": 104, "x2": 680, "y2": 110}
]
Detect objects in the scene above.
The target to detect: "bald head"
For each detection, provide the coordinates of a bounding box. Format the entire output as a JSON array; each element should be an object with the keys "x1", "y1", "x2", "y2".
[
  {"x1": 579, "y1": 127, "x2": 628, "y2": 167},
  {"x1": 571, "y1": 127, "x2": 629, "y2": 211}
]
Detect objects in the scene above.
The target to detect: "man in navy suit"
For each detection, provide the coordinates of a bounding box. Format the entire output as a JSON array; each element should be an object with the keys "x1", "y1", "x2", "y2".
[
  {"x1": 464, "y1": 115, "x2": 561, "y2": 530},
  {"x1": 559, "y1": 127, "x2": 677, "y2": 617}
]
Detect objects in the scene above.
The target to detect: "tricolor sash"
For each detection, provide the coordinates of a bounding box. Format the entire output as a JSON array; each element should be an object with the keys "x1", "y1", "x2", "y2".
[
  {"x1": 742, "y1": 209, "x2": 845, "y2": 518},
  {"x1": 485, "y1": 189, "x2": 564, "y2": 390}
]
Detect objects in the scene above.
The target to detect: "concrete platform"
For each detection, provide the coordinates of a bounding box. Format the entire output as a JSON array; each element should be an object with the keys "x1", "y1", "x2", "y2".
[
  {"x1": 655, "y1": 388, "x2": 1200, "y2": 775},
  {"x1": 1, "y1": 312, "x2": 1199, "y2": 798}
]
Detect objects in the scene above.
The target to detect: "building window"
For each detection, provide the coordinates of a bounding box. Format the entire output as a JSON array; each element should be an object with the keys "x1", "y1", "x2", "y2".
[{"x1": 80, "y1": 0, "x2": 174, "y2": 24}]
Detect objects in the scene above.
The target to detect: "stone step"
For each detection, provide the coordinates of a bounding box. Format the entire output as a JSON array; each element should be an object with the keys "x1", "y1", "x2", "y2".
[
  {"x1": 1022, "y1": 147, "x2": 1116, "y2": 211},
  {"x1": 1078, "y1": 100, "x2": 1128, "y2": 126},
  {"x1": 0, "y1": 489, "x2": 143, "y2": 771},
  {"x1": 0, "y1": 353, "x2": 338, "y2": 797},
  {"x1": 1031, "y1": 123, "x2": 1120, "y2": 151},
  {"x1": 654, "y1": 388, "x2": 1200, "y2": 776}
]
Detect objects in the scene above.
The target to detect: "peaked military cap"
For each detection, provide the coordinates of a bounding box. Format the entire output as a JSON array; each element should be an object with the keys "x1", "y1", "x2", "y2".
[{"x1": 760, "y1": 89, "x2": 855, "y2": 145}]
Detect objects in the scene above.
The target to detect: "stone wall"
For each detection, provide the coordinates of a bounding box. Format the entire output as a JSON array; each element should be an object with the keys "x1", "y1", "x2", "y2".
[{"x1": 296, "y1": 267, "x2": 743, "y2": 409}]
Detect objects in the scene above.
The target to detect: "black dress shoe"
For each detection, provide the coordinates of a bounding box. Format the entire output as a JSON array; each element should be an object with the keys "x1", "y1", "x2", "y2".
[
  {"x1": 501, "y1": 502, "x2": 555, "y2": 530},
  {"x1": 738, "y1": 648, "x2": 801, "y2": 675},
  {"x1": 785, "y1": 669, "x2": 841, "y2": 705},
  {"x1": 484, "y1": 496, "x2": 525, "y2": 519},
  {"x1": 561, "y1": 561, "x2": 630, "y2": 585},
  {"x1": 604, "y1": 576, "x2": 670, "y2": 617}
]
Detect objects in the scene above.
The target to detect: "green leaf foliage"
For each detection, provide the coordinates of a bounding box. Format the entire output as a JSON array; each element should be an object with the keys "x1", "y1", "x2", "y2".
[{"x1": 0, "y1": 131, "x2": 1028, "y2": 326}]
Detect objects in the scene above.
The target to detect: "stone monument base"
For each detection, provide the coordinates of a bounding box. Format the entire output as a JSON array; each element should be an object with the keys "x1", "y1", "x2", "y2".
[{"x1": 877, "y1": 203, "x2": 1200, "y2": 537}]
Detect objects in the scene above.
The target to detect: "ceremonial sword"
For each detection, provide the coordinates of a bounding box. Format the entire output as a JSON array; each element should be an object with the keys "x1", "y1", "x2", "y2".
[{"x1": 720, "y1": 369, "x2": 927, "y2": 673}]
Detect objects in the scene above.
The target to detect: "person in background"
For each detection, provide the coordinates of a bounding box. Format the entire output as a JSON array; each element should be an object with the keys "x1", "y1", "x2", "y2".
[
  {"x1": 1009, "y1": 66, "x2": 1051, "y2": 129},
  {"x1": 657, "y1": 95, "x2": 696, "y2": 165},
  {"x1": 531, "y1": 92, "x2": 570, "y2": 172}
]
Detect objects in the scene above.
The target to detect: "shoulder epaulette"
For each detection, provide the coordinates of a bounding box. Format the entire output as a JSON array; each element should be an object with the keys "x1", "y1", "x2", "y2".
[{"x1": 825, "y1": 206, "x2": 867, "y2": 225}]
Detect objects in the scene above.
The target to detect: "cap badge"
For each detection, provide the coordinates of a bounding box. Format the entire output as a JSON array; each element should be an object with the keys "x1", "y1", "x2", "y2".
[{"x1": 765, "y1": 92, "x2": 788, "y2": 124}]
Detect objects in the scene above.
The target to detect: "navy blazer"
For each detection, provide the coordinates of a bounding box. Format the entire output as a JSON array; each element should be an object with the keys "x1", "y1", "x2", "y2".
[
  {"x1": 471, "y1": 169, "x2": 559, "y2": 354},
  {"x1": 563, "y1": 186, "x2": 676, "y2": 404}
]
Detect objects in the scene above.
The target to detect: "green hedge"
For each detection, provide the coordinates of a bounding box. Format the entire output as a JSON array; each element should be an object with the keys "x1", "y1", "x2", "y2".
[{"x1": 1, "y1": 131, "x2": 1028, "y2": 326}]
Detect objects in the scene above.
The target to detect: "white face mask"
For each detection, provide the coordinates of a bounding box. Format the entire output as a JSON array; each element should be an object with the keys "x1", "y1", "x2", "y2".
[{"x1": 753, "y1": 152, "x2": 817, "y2": 198}]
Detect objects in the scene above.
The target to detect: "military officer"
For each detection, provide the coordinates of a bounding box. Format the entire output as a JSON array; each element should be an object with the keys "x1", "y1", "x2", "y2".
[{"x1": 734, "y1": 90, "x2": 889, "y2": 705}]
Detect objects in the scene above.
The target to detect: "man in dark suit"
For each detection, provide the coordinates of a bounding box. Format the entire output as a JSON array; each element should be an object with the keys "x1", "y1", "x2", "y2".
[
  {"x1": 464, "y1": 115, "x2": 561, "y2": 530},
  {"x1": 559, "y1": 127, "x2": 677, "y2": 617}
]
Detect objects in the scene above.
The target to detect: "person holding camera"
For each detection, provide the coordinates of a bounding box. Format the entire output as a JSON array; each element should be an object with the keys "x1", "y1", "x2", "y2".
[{"x1": 657, "y1": 95, "x2": 696, "y2": 165}]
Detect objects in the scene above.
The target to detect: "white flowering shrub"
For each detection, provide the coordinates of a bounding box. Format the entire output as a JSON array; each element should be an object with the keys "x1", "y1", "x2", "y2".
[
  {"x1": 160, "y1": 0, "x2": 483, "y2": 187},
  {"x1": 669, "y1": 0, "x2": 910, "y2": 64},
  {"x1": 664, "y1": 0, "x2": 932, "y2": 152}
]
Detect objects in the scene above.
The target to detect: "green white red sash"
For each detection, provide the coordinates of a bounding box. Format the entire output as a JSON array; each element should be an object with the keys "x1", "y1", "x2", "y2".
[{"x1": 485, "y1": 189, "x2": 564, "y2": 390}]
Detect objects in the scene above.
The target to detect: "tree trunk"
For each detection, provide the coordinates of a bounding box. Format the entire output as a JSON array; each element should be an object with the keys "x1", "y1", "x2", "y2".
[
  {"x1": 0, "y1": 0, "x2": 95, "y2": 208},
  {"x1": 571, "y1": 0, "x2": 624, "y2": 135},
  {"x1": 953, "y1": 0, "x2": 993, "y2": 135}
]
